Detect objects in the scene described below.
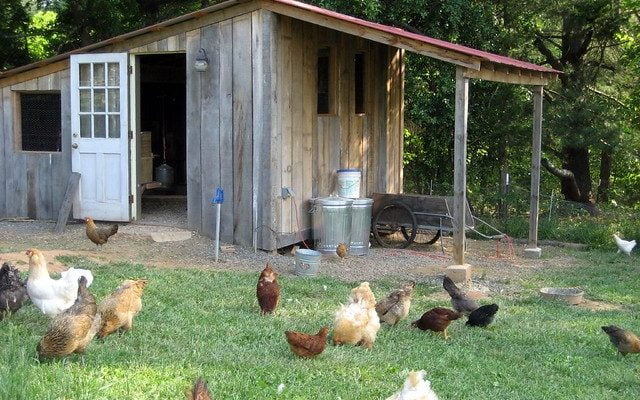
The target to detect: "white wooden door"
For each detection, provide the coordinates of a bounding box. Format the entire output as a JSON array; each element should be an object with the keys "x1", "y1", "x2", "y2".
[{"x1": 71, "y1": 53, "x2": 130, "y2": 221}]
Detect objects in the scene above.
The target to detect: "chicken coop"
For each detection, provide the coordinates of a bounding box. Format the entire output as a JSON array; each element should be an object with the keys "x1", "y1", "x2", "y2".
[{"x1": 0, "y1": 0, "x2": 558, "y2": 254}]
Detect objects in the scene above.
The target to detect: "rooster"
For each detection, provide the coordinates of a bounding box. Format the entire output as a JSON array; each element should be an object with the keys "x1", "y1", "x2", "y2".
[
  {"x1": 256, "y1": 263, "x2": 280, "y2": 315},
  {"x1": 386, "y1": 370, "x2": 439, "y2": 400},
  {"x1": 85, "y1": 217, "x2": 118, "y2": 248},
  {"x1": 0, "y1": 262, "x2": 29, "y2": 320},
  {"x1": 37, "y1": 276, "x2": 101, "y2": 360},
  {"x1": 25, "y1": 249, "x2": 94, "y2": 317},
  {"x1": 98, "y1": 279, "x2": 148, "y2": 339},
  {"x1": 613, "y1": 233, "x2": 636, "y2": 256}
]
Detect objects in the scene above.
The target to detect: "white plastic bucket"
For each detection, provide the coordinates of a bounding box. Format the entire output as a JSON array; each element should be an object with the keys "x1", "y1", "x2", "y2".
[
  {"x1": 337, "y1": 169, "x2": 361, "y2": 199},
  {"x1": 294, "y1": 249, "x2": 322, "y2": 277}
]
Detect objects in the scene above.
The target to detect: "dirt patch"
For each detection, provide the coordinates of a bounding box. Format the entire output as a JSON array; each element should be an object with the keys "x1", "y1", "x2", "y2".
[
  {"x1": 576, "y1": 299, "x2": 624, "y2": 311},
  {"x1": 0, "y1": 220, "x2": 581, "y2": 291}
]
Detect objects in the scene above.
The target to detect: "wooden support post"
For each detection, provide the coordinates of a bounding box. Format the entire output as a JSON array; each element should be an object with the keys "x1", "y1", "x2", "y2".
[
  {"x1": 525, "y1": 85, "x2": 544, "y2": 258},
  {"x1": 452, "y1": 67, "x2": 469, "y2": 266},
  {"x1": 53, "y1": 172, "x2": 81, "y2": 233}
]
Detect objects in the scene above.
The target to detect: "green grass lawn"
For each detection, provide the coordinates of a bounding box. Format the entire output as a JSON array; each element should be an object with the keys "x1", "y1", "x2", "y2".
[{"x1": 1, "y1": 252, "x2": 639, "y2": 399}]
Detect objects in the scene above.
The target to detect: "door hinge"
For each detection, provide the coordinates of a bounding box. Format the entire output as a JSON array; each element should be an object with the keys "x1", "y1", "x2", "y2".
[
  {"x1": 129, "y1": 194, "x2": 134, "y2": 204},
  {"x1": 128, "y1": 65, "x2": 133, "y2": 75},
  {"x1": 128, "y1": 130, "x2": 133, "y2": 140}
]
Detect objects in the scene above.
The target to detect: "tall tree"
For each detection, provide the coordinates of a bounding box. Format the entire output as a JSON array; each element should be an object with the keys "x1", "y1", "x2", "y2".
[{"x1": 0, "y1": 0, "x2": 31, "y2": 70}]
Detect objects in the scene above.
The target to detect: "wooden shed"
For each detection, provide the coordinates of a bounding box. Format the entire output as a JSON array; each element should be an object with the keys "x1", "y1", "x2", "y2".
[{"x1": 0, "y1": 0, "x2": 559, "y2": 253}]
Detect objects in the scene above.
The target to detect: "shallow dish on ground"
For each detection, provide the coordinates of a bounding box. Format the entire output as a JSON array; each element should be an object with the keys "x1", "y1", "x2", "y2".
[{"x1": 539, "y1": 287, "x2": 584, "y2": 305}]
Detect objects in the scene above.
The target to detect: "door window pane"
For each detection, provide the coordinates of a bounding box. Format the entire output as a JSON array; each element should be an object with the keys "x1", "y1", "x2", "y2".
[
  {"x1": 80, "y1": 115, "x2": 91, "y2": 137},
  {"x1": 93, "y1": 63, "x2": 105, "y2": 86},
  {"x1": 107, "y1": 89, "x2": 119, "y2": 112},
  {"x1": 94, "y1": 115, "x2": 106, "y2": 138},
  {"x1": 107, "y1": 63, "x2": 119, "y2": 86},
  {"x1": 80, "y1": 89, "x2": 91, "y2": 112},
  {"x1": 79, "y1": 64, "x2": 91, "y2": 86},
  {"x1": 94, "y1": 89, "x2": 106, "y2": 112},
  {"x1": 108, "y1": 115, "x2": 120, "y2": 138}
]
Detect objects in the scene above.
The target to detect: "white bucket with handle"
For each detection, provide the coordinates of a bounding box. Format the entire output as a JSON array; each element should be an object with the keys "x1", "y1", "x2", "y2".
[{"x1": 337, "y1": 169, "x2": 361, "y2": 199}]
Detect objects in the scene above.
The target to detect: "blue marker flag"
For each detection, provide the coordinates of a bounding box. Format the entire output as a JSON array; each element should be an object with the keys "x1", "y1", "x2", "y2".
[{"x1": 213, "y1": 187, "x2": 224, "y2": 204}]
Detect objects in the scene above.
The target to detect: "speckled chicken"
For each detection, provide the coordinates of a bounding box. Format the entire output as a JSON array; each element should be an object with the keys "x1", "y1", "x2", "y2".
[
  {"x1": 188, "y1": 377, "x2": 212, "y2": 400},
  {"x1": 336, "y1": 243, "x2": 348, "y2": 260},
  {"x1": 411, "y1": 307, "x2": 461, "y2": 340},
  {"x1": 601, "y1": 325, "x2": 640, "y2": 356},
  {"x1": 442, "y1": 276, "x2": 478, "y2": 316},
  {"x1": 256, "y1": 263, "x2": 280, "y2": 315},
  {"x1": 85, "y1": 217, "x2": 118, "y2": 248},
  {"x1": 0, "y1": 262, "x2": 28, "y2": 320},
  {"x1": 285, "y1": 326, "x2": 329, "y2": 358},
  {"x1": 97, "y1": 279, "x2": 148, "y2": 339},
  {"x1": 466, "y1": 304, "x2": 499, "y2": 328},
  {"x1": 37, "y1": 276, "x2": 101, "y2": 360},
  {"x1": 375, "y1": 281, "x2": 415, "y2": 326}
]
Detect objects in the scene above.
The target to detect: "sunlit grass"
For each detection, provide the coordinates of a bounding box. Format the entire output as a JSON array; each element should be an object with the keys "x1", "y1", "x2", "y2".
[{"x1": 0, "y1": 252, "x2": 639, "y2": 399}]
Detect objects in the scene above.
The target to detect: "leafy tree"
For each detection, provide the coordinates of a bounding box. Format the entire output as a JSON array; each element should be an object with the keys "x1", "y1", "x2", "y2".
[{"x1": 0, "y1": 0, "x2": 31, "y2": 70}]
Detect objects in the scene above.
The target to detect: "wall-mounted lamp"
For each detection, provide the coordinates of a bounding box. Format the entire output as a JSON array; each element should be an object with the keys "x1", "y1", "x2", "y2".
[{"x1": 194, "y1": 48, "x2": 209, "y2": 72}]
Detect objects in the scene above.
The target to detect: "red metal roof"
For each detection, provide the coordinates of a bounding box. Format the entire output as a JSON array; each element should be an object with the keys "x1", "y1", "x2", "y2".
[{"x1": 268, "y1": 0, "x2": 560, "y2": 74}]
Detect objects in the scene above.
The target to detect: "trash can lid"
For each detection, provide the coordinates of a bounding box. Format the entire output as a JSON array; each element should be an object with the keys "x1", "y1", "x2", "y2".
[
  {"x1": 352, "y1": 198, "x2": 374, "y2": 205},
  {"x1": 313, "y1": 196, "x2": 354, "y2": 206},
  {"x1": 336, "y1": 168, "x2": 361, "y2": 173}
]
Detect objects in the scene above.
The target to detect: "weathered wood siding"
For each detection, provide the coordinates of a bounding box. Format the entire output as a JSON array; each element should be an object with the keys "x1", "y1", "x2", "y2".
[
  {"x1": 0, "y1": 70, "x2": 71, "y2": 220},
  {"x1": 271, "y1": 15, "x2": 404, "y2": 247}
]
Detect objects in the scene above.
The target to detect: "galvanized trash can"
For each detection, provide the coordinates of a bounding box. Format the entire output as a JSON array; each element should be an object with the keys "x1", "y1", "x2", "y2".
[
  {"x1": 312, "y1": 196, "x2": 353, "y2": 255},
  {"x1": 350, "y1": 198, "x2": 373, "y2": 256}
]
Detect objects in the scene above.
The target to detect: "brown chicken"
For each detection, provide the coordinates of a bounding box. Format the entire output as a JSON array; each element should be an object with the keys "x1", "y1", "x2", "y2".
[
  {"x1": 85, "y1": 217, "x2": 118, "y2": 248},
  {"x1": 256, "y1": 263, "x2": 280, "y2": 315},
  {"x1": 188, "y1": 377, "x2": 212, "y2": 400},
  {"x1": 336, "y1": 243, "x2": 348, "y2": 260},
  {"x1": 285, "y1": 326, "x2": 329, "y2": 358},
  {"x1": 97, "y1": 279, "x2": 148, "y2": 339},
  {"x1": 602, "y1": 325, "x2": 640, "y2": 356},
  {"x1": 411, "y1": 307, "x2": 461, "y2": 340},
  {"x1": 37, "y1": 276, "x2": 101, "y2": 360},
  {"x1": 375, "y1": 281, "x2": 415, "y2": 326}
]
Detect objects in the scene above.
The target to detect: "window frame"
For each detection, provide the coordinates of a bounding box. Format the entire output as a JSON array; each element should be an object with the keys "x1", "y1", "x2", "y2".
[
  {"x1": 14, "y1": 90, "x2": 63, "y2": 153},
  {"x1": 317, "y1": 46, "x2": 337, "y2": 116}
]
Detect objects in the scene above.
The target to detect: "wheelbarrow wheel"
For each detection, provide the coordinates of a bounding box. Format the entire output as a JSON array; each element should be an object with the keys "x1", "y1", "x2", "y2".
[
  {"x1": 372, "y1": 202, "x2": 417, "y2": 249},
  {"x1": 401, "y1": 227, "x2": 441, "y2": 245}
]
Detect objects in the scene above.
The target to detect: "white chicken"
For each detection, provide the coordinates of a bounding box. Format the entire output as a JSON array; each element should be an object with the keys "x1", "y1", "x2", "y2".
[
  {"x1": 613, "y1": 233, "x2": 636, "y2": 256},
  {"x1": 25, "y1": 249, "x2": 94, "y2": 317},
  {"x1": 386, "y1": 370, "x2": 439, "y2": 400}
]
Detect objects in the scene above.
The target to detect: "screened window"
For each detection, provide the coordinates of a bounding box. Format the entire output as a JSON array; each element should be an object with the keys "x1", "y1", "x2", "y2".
[
  {"x1": 317, "y1": 48, "x2": 331, "y2": 114},
  {"x1": 354, "y1": 53, "x2": 365, "y2": 114},
  {"x1": 20, "y1": 93, "x2": 62, "y2": 152}
]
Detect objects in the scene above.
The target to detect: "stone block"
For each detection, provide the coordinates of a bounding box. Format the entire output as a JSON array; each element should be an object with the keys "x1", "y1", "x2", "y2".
[{"x1": 446, "y1": 264, "x2": 472, "y2": 284}]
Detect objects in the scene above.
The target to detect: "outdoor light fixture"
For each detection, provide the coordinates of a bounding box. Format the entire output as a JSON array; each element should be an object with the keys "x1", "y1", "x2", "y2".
[{"x1": 194, "y1": 48, "x2": 209, "y2": 72}]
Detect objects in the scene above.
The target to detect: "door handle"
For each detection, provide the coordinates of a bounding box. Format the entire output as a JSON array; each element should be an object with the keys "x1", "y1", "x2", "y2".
[{"x1": 72, "y1": 143, "x2": 78, "y2": 149}]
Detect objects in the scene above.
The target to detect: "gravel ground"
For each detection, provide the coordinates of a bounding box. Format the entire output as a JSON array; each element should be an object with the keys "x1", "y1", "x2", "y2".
[{"x1": 0, "y1": 219, "x2": 578, "y2": 294}]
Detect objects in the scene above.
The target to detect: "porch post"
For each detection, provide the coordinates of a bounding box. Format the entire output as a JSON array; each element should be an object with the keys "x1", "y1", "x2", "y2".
[
  {"x1": 524, "y1": 85, "x2": 544, "y2": 258},
  {"x1": 452, "y1": 66, "x2": 469, "y2": 266}
]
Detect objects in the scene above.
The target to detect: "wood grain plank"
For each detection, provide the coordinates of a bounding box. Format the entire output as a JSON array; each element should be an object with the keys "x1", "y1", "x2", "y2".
[
  {"x1": 232, "y1": 14, "x2": 254, "y2": 246},
  {"x1": 300, "y1": 21, "x2": 315, "y2": 228},
  {"x1": 0, "y1": 86, "x2": 4, "y2": 216},
  {"x1": 53, "y1": 172, "x2": 80, "y2": 233},
  {"x1": 36, "y1": 154, "x2": 53, "y2": 219},
  {"x1": 51, "y1": 70, "x2": 72, "y2": 220},
  {"x1": 219, "y1": 19, "x2": 235, "y2": 242},
  {"x1": 4, "y1": 88, "x2": 27, "y2": 217},
  {"x1": 199, "y1": 23, "x2": 221, "y2": 237},
  {"x1": 186, "y1": 29, "x2": 203, "y2": 232},
  {"x1": 338, "y1": 32, "x2": 350, "y2": 169},
  {"x1": 279, "y1": 16, "x2": 293, "y2": 234},
  {"x1": 290, "y1": 19, "x2": 305, "y2": 232}
]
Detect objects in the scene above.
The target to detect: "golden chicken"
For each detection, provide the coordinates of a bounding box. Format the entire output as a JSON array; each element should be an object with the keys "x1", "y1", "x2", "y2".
[
  {"x1": 602, "y1": 325, "x2": 640, "y2": 356},
  {"x1": 37, "y1": 276, "x2": 101, "y2": 359},
  {"x1": 85, "y1": 217, "x2": 118, "y2": 248},
  {"x1": 411, "y1": 307, "x2": 461, "y2": 340},
  {"x1": 336, "y1": 243, "x2": 348, "y2": 260},
  {"x1": 97, "y1": 279, "x2": 148, "y2": 339},
  {"x1": 285, "y1": 326, "x2": 329, "y2": 358},
  {"x1": 188, "y1": 377, "x2": 212, "y2": 400},
  {"x1": 26, "y1": 248, "x2": 94, "y2": 317},
  {"x1": 386, "y1": 370, "x2": 439, "y2": 400},
  {"x1": 333, "y1": 282, "x2": 380, "y2": 348},
  {"x1": 376, "y1": 281, "x2": 415, "y2": 326},
  {"x1": 256, "y1": 263, "x2": 280, "y2": 315}
]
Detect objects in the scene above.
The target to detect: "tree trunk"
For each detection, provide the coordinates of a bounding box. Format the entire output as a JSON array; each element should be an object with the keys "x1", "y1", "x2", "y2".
[
  {"x1": 597, "y1": 149, "x2": 612, "y2": 202},
  {"x1": 561, "y1": 146, "x2": 592, "y2": 203}
]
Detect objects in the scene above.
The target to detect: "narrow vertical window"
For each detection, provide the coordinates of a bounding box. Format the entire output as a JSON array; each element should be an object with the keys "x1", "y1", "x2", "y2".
[
  {"x1": 20, "y1": 92, "x2": 62, "y2": 152},
  {"x1": 317, "y1": 47, "x2": 331, "y2": 114},
  {"x1": 354, "y1": 53, "x2": 365, "y2": 114}
]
